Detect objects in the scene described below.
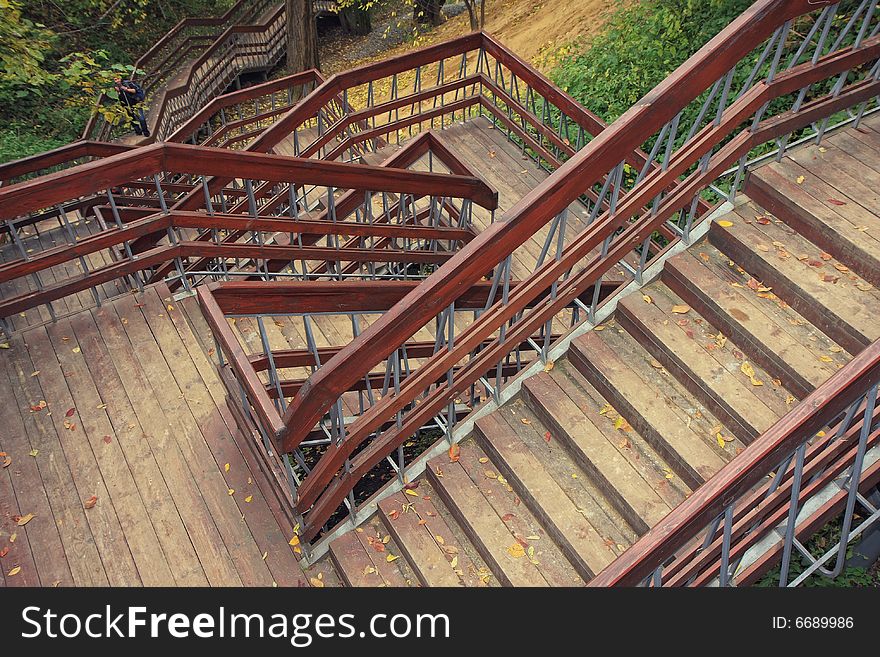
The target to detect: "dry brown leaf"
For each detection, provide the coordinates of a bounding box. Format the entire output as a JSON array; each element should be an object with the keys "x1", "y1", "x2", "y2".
[
  {"x1": 448, "y1": 443, "x2": 460, "y2": 463},
  {"x1": 520, "y1": 417, "x2": 531, "y2": 426},
  {"x1": 83, "y1": 495, "x2": 98, "y2": 510},
  {"x1": 670, "y1": 304, "x2": 691, "y2": 314},
  {"x1": 16, "y1": 513, "x2": 34, "y2": 526}
]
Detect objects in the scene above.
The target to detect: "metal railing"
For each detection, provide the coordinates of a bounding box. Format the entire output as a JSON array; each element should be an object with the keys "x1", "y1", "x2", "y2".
[
  {"x1": 590, "y1": 339, "x2": 880, "y2": 587},
  {"x1": 277, "y1": 0, "x2": 880, "y2": 543}
]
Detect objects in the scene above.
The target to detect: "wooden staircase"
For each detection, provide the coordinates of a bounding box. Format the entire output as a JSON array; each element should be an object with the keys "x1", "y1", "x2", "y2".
[{"x1": 298, "y1": 114, "x2": 880, "y2": 587}]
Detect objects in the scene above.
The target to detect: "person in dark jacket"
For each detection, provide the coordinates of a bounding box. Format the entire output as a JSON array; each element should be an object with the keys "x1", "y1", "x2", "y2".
[{"x1": 114, "y1": 77, "x2": 150, "y2": 137}]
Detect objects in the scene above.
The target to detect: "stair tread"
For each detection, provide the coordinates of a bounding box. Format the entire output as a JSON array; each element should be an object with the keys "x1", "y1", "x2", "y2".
[
  {"x1": 427, "y1": 450, "x2": 556, "y2": 587},
  {"x1": 665, "y1": 244, "x2": 849, "y2": 396},
  {"x1": 552, "y1": 360, "x2": 691, "y2": 508},
  {"x1": 378, "y1": 488, "x2": 485, "y2": 587},
  {"x1": 616, "y1": 284, "x2": 784, "y2": 441},
  {"x1": 570, "y1": 328, "x2": 731, "y2": 488},
  {"x1": 475, "y1": 410, "x2": 621, "y2": 578},
  {"x1": 328, "y1": 528, "x2": 388, "y2": 587},
  {"x1": 710, "y1": 202, "x2": 880, "y2": 353},
  {"x1": 493, "y1": 400, "x2": 638, "y2": 547},
  {"x1": 351, "y1": 515, "x2": 418, "y2": 587},
  {"x1": 519, "y1": 372, "x2": 671, "y2": 534},
  {"x1": 746, "y1": 157, "x2": 880, "y2": 286}
]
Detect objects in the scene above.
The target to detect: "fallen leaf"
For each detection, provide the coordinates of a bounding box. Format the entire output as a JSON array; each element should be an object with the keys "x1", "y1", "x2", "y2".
[
  {"x1": 309, "y1": 577, "x2": 324, "y2": 588},
  {"x1": 755, "y1": 215, "x2": 771, "y2": 225},
  {"x1": 544, "y1": 431, "x2": 551, "y2": 443},
  {"x1": 826, "y1": 198, "x2": 846, "y2": 206},
  {"x1": 403, "y1": 480, "x2": 420, "y2": 490},
  {"x1": 0, "y1": 547, "x2": 8, "y2": 558},
  {"x1": 856, "y1": 282, "x2": 874, "y2": 291},
  {"x1": 740, "y1": 361, "x2": 763, "y2": 386},
  {"x1": 543, "y1": 360, "x2": 555, "y2": 372},
  {"x1": 819, "y1": 355, "x2": 833, "y2": 363},
  {"x1": 224, "y1": 463, "x2": 230, "y2": 472},
  {"x1": 520, "y1": 417, "x2": 531, "y2": 426},
  {"x1": 478, "y1": 457, "x2": 489, "y2": 463},
  {"x1": 289, "y1": 535, "x2": 301, "y2": 547},
  {"x1": 796, "y1": 175, "x2": 805, "y2": 184},
  {"x1": 756, "y1": 244, "x2": 770, "y2": 252},
  {"x1": 507, "y1": 543, "x2": 525, "y2": 558},
  {"x1": 833, "y1": 263, "x2": 849, "y2": 272},
  {"x1": 65, "y1": 407, "x2": 75, "y2": 417},
  {"x1": 716, "y1": 220, "x2": 734, "y2": 228},
  {"x1": 386, "y1": 554, "x2": 400, "y2": 563},
  {"x1": 671, "y1": 304, "x2": 691, "y2": 314},
  {"x1": 820, "y1": 273, "x2": 839, "y2": 283},
  {"x1": 642, "y1": 294, "x2": 653, "y2": 304},
  {"x1": 448, "y1": 443, "x2": 460, "y2": 462},
  {"x1": 484, "y1": 471, "x2": 497, "y2": 480},
  {"x1": 16, "y1": 513, "x2": 34, "y2": 526},
  {"x1": 404, "y1": 489, "x2": 419, "y2": 497},
  {"x1": 244, "y1": 495, "x2": 253, "y2": 503},
  {"x1": 102, "y1": 435, "x2": 112, "y2": 445},
  {"x1": 820, "y1": 252, "x2": 833, "y2": 261},
  {"x1": 649, "y1": 359, "x2": 663, "y2": 369},
  {"x1": 8, "y1": 566, "x2": 21, "y2": 577},
  {"x1": 1, "y1": 456, "x2": 10, "y2": 468},
  {"x1": 501, "y1": 513, "x2": 516, "y2": 522},
  {"x1": 83, "y1": 495, "x2": 98, "y2": 509}
]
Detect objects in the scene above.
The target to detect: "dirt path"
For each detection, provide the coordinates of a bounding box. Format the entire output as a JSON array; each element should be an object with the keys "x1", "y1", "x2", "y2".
[{"x1": 319, "y1": 0, "x2": 617, "y2": 75}]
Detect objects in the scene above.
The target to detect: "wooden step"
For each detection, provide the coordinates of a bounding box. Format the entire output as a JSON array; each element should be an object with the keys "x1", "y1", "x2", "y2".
[
  {"x1": 662, "y1": 246, "x2": 849, "y2": 397},
  {"x1": 328, "y1": 515, "x2": 416, "y2": 587},
  {"x1": 518, "y1": 373, "x2": 670, "y2": 535},
  {"x1": 426, "y1": 451, "x2": 552, "y2": 586},
  {"x1": 473, "y1": 411, "x2": 618, "y2": 578},
  {"x1": 709, "y1": 202, "x2": 880, "y2": 354},
  {"x1": 550, "y1": 360, "x2": 690, "y2": 510},
  {"x1": 377, "y1": 488, "x2": 486, "y2": 587},
  {"x1": 744, "y1": 156, "x2": 880, "y2": 287},
  {"x1": 569, "y1": 329, "x2": 729, "y2": 488},
  {"x1": 616, "y1": 284, "x2": 785, "y2": 442}
]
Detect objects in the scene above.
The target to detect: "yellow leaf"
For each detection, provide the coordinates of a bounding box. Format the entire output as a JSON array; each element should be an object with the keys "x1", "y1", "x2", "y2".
[
  {"x1": 478, "y1": 457, "x2": 489, "y2": 463},
  {"x1": 405, "y1": 489, "x2": 419, "y2": 497},
  {"x1": 450, "y1": 555, "x2": 458, "y2": 569},
  {"x1": 717, "y1": 434, "x2": 726, "y2": 448},
  {"x1": 484, "y1": 471, "x2": 497, "y2": 480},
  {"x1": 716, "y1": 220, "x2": 734, "y2": 228},
  {"x1": 72, "y1": 347, "x2": 81, "y2": 354},
  {"x1": 309, "y1": 577, "x2": 324, "y2": 588},
  {"x1": 796, "y1": 175, "x2": 805, "y2": 184},
  {"x1": 0, "y1": 343, "x2": 9, "y2": 349},
  {"x1": 642, "y1": 294, "x2": 653, "y2": 304},
  {"x1": 224, "y1": 463, "x2": 230, "y2": 472},
  {"x1": 599, "y1": 404, "x2": 613, "y2": 416},
  {"x1": 435, "y1": 535, "x2": 445, "y2": 545},
  {"x1": 543, "y1": 360, "x2": 555, "y2": 372},
  {"x1": 16, "y1": 513, "x2": 34, "y2": 526},
  {"x1": 244, "y1": 495, "x2": 253, "y2": 503},
  {"x1": 227, "y1": 488, "x2": 235, "y2": 496},
  {"x1": 8, "y1": 566, "x2": 21, "y2": 577},
  {"x1": 670, "y1": 304, "x2": 691, "y2": 314},
  {"x1": 507, "y1": 543, "x2": 525, "y2": 558},
  {"x1": 289, "y1": 535, "x2": 300, "y2": 547},
  {"x1": 819, "y1": 355, "x2": 833, "y2": 363},
  {"x1": 386, "y1": 554, "x2": 400, "y2": 563},
  {"x1": 740, "y1": 361, "x2": 763, "y2": 386},
  {"x1": 262, "y1": 551, "x2": 268, "y2": 561}
]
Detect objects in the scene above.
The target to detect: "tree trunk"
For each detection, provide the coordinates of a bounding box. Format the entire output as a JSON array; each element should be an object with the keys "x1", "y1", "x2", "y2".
[
  {"x1": 480, "y1": 0, "x2": 486, "y2": 29},
  {"x1": 286, "y1": 0, "x2": 319, "y2": 74},
  {"x1": 339, "y1": 6, "x2": 372, "y2": 36},
  {"x1": 463, "y1": 0, "x2": 478, "y2": 31}
]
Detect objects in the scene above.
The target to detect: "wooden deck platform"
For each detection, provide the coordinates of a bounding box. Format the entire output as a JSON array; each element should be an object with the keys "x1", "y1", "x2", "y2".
[{"x1": 0, "y1": 282, "x2": 307, "y2": 586}]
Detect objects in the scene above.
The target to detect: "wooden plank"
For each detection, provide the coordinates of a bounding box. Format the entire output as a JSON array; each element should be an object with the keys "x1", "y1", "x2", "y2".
[
  {"x1": 1, "y1": 331, "x2": 108, "y2": 585},
  {"x1": 328, "y1": 529, "x2": 386, "y2": 587},
  {"x1": 25, "y1": 324, "x2": 141, "y2": 586},
  {"x1": 519, "y1": 373, "x2": 669, "y2": 534},
  {"x1": 162, "y1": 289, "x2": 307, "y2": 587},
  {"x1": 663, "y1": 248, "x2": 845, "y2": 396},
  {"x1": 745, "y1": 161, "x2": 880, "y2": 287},
  {"x1": 45, "y1": 317, "x2": 174, "y2": 586},
  {"x1": 616, "y1": 288, "x2": 781, "y2": 442},
  {"x1": 92, "y1": 297, "x2": 242, "y2": 586},
  {"x1": 569, "y1": 330, "x2": 728, "y2": 487},
  {"x1": 133, "y1": 289, "x2": 275, "y2": 586},
  {"x1": 70, "y1": 309, "x2": 209, "y2": 586},
  {"x1": 474, "y1": 411, "x2": 616, "y2": 578},
  {"x1": 426, "y1": 455, "x2": 550, "y2": 587},
  {"x1": 378, "y1": 490, "x2": 482, "y2": 587},
  {"x1": 351, "y1": 514, "x2": 415, "y2": 587},
  {"x1": 709, "y1": 206, "x2": 880, "y2": 354}
]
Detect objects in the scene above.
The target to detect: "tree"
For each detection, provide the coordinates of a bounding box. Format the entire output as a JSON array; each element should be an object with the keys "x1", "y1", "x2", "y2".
[
  {"x1": 461, "y1": 0, "x2": 486, "y2": 31},
  {"x1": 286, "y1": 0, "x2": 320, "y2": 74}
]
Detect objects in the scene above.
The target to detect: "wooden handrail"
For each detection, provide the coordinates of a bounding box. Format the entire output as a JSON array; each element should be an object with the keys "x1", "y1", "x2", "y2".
[
  {"x1": 589, "y1": 338, "x2": 880, "y2": 586},
  {"x1": 280, "y1": 0, "x2": 835, "y2": 453},
  {"x1": 0, "y1": 141, "x2": 133, "y2": 185},
  {"x1": 0, "y1": 141, "x2": 497, "y2": 221}
]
